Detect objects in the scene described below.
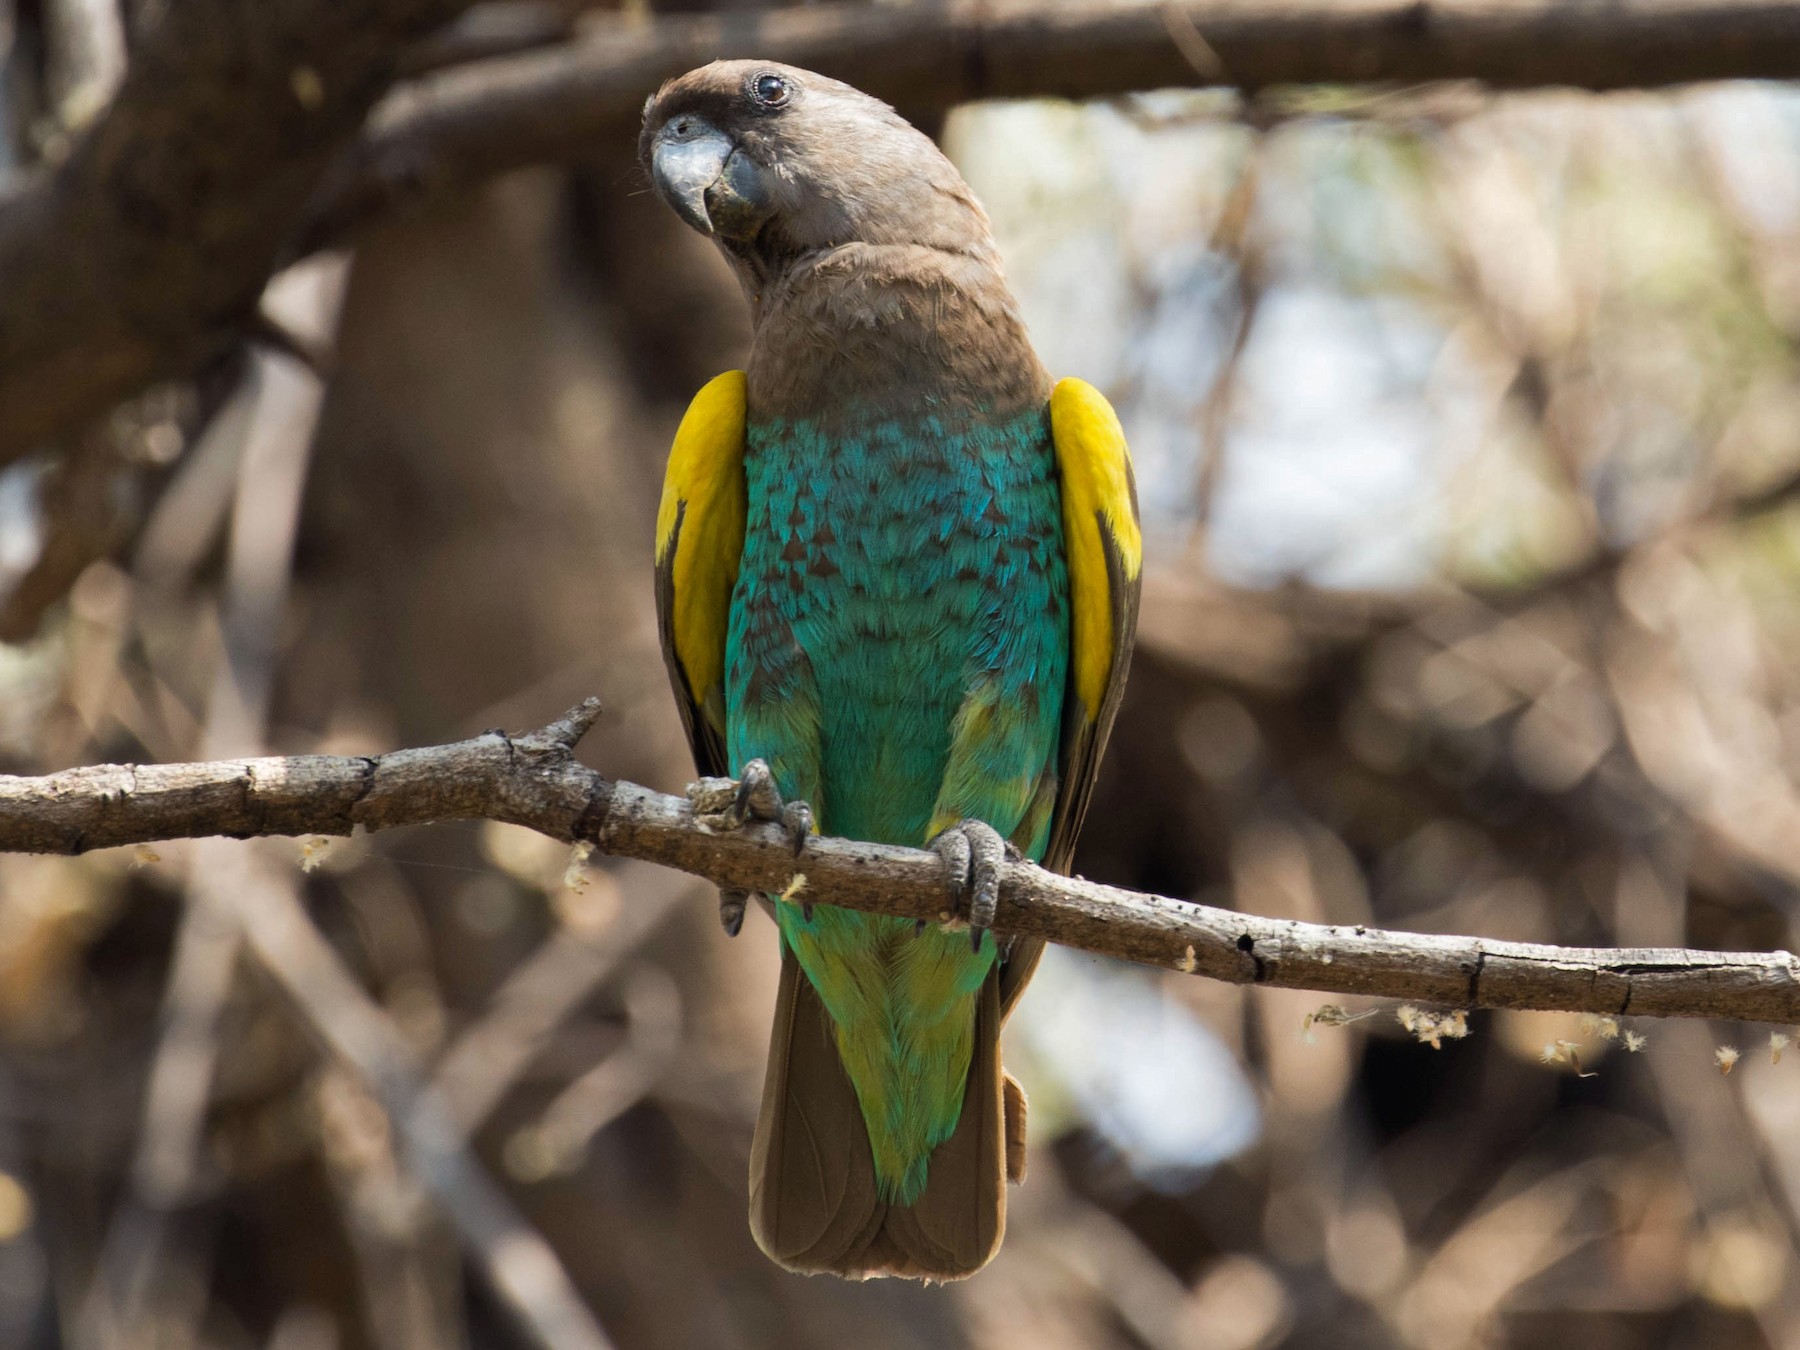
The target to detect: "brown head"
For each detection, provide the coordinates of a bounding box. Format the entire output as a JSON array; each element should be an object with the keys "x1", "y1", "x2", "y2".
[
  {"x1": 640, "y1": 61, "x2": 1001, "y2": 286},
  {"x1": 640, "y1": 61, "x2": 1044, "y2": 416}
]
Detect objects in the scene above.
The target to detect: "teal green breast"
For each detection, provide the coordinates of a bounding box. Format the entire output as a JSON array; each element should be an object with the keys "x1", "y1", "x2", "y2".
[{"x1": 726, "y1": 408, "x2": 1069, "y2": 1201}]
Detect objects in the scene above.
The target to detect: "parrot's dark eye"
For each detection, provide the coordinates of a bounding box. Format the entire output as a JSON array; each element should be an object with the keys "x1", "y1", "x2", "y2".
[{"x1": 750, "y1": 72, "x2": 791, "y2": 109}]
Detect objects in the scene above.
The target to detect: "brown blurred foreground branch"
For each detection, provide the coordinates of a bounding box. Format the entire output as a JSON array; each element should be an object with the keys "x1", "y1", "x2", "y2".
[
  {"x1": 0, "y1": 0, "x2": 482, "y2": 464},
  {"x1": 3, "y1": 699, "x2": 1799, "y2": 1023}
]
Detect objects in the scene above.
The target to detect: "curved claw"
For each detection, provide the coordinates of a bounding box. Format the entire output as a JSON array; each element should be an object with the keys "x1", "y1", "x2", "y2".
[
  {"x1": 729, "y1": 759, "x2": 783, "y2": 827},
  {"x1": 929, "y1": 819, "x2": 1007, "y2": 953},
  {"x1": 718, "y1": 887, "x2": 749, "y2": 937},
  {"x1": 727, "y1": 759, "x2": 815, "y2": 857},
  {"x1": 781, "y1": 800, "x2": 814, "y2": 857}
]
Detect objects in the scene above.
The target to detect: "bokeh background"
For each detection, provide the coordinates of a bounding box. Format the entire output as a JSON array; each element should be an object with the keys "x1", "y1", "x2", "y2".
[{"x1": 5, "y1": 5, "x2": 1800, "y2": 1349}]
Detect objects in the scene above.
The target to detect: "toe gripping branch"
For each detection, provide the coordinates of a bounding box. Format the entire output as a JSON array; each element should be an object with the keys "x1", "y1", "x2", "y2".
[
  {"x1": 930, "y1": 819, "x2": 1014, "y2": 953},
  {"x1": 710, "y1": 759, "x2": 814, "y2": 935},
  {"x1": 726, "y1": 759, "x2": 814, "y2": 855},
  {"x1": 697, "y1": 769, "x2": 1017, "y2": 948}
]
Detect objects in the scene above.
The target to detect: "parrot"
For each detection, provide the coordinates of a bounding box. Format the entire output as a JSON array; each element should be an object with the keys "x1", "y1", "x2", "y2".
[{"x1": 640, "y1": 61, "x2": 1141, "y2": 1280}]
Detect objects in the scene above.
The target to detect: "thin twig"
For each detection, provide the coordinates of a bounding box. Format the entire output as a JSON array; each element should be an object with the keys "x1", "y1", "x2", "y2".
[
  {"x1": 42, "y1": 0, "x2": 125, "y2": 131},
  {"x1": 431, "y1": 860, "x2": 695, "y2": 1134}
]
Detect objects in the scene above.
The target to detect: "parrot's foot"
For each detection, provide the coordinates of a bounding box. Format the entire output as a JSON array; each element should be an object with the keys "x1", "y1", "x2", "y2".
[
  {"x1": 726, "y1": 759, "x2": 815, "y2": 857},
  {"x1": 687, "y1": 762, "x2": 814, "y2": 929},
  {"x1": 691, "y1": 761, "x2": 814, "y2": 855},
  {"x1": 929, "y1": 819, "x2": 1015, "y2": 952}
]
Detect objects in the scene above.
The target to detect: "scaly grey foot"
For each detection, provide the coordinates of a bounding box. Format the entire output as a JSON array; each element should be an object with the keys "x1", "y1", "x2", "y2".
[
  {"x1": 698, "y1": 759, "x2": 816, "y2": 927},
  {"x1": 929, "y1": 819, "x2": 1012, "y2": 953},
  {"x1": 726, "y1": 759, "x2": 814, "y2": 858}
]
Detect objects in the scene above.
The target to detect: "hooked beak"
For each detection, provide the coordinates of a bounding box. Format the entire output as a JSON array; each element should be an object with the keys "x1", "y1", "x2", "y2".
[{"x1": 651, "y1": 120, "x2": 735, "y2": 236}]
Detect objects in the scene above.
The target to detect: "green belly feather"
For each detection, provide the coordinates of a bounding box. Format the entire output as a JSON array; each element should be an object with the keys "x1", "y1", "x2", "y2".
[{"x1": 726, "y1": 409, "x2": 1069, "y2": 1202}]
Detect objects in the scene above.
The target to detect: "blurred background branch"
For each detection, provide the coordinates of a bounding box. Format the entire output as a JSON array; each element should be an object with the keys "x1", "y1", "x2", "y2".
[
  {"x1": 0, "y1": 0, "x2": 482, "y2": 463},
  {"x1": 306, "y1": 0, "x2": 1800, "y2": 251},
  {"x1": 76, "y1": 257, "x2": 351, "y2": 1350},
  {"x1": 11, "y1": 0, "x2": 1800, "y2": 465}
]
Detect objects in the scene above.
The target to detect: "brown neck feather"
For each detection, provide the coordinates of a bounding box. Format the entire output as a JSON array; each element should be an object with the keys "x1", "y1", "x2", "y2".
[{"x1": 743, "y1": 244, "x2": 1049, "y2": 426}]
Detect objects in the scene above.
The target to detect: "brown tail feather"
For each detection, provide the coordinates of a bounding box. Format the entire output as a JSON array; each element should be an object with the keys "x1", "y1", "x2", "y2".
[
  {"x1": 749, "y1": 948, "x2": 1007, "y2": 1280},
  {"x1": 1003, "y1": 1071, "x2": 1028, "y2": 1184}
]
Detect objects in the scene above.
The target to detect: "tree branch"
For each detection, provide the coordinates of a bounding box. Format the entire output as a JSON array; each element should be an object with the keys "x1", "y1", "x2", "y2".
[
  {"x1": 0, "y1": 0, "x2": 480, "y2": 466},
  {"x1": 5, "y1": 0, "x2": 1798, "y2": 467},
  {"x1": 298, "y1": 0, "x2": 1800, "y2": 253},
  {"x1": 5, "y1": 699, "x2": 1798, "y2": 1024}
]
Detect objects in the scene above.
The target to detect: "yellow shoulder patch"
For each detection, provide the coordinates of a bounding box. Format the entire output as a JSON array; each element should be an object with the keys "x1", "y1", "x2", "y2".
[
  {"x1": 657, "y1": 371, "x2": 748, "y2": 707},
  {"x1": 1050, "y1": 377, "x2": 1142, "y2": 720}
]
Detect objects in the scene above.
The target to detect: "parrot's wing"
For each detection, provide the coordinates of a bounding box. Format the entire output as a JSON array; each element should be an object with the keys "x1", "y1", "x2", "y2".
[
  {"x1": 654, "y1": 371, "x2": 748, "y2": 779},
  {"x1": 1044, "y1": 376, "x2": 1143, "y2": 872},
  {"x1": 1000, "y1": 379, "x2": 1143, "y2": 1018}
]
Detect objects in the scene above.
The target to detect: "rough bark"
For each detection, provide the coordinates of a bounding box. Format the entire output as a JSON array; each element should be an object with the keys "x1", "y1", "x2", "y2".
[{"x1": 5, "y1": 700, "x2": 1798, "y2": 1024}]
